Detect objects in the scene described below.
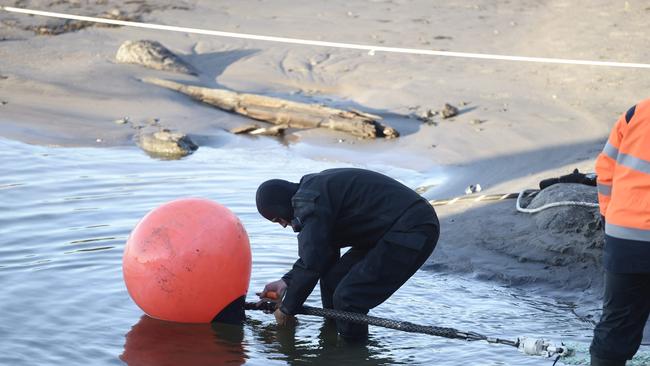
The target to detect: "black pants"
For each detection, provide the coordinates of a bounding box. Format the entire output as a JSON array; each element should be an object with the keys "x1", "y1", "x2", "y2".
[
  {"x1": 590, "y1": 271, "x2": 650, "y2": 362},
  {"x1": 319, "y1": 200, "x2": 439, "y2": 338}
]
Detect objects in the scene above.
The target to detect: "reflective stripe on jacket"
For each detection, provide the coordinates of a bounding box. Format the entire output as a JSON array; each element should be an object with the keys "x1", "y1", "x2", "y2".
[{"x1": 595, "y1": 99, "x2": 650, "y2": 241}]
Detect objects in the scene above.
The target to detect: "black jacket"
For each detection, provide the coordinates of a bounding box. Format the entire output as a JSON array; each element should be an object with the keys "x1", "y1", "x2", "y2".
[{"x1": 280, "y1": 168, "x2": 426, "y2": 315}]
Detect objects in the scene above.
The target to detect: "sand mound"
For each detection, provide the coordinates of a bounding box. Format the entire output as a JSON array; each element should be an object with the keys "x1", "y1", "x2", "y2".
[
  {"x1": 116, "y1": 40, "x2": 196, "y2": 75},
  {"x1": 431, "y1": 183, "x2": 603, "y2": 291}
]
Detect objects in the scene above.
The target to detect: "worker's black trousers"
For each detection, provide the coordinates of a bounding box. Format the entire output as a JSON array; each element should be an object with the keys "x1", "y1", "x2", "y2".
[
  {"x1": 590, "y1": 271, "x2": 650, "y2": 362},
  {"x1": 319, "y1": 200, "x2": 439, "y2": 339}
]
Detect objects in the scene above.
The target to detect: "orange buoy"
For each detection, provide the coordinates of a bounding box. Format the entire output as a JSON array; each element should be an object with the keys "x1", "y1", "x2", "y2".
[{"x1": 123, "y1": 198, "x2": 251, "y2": 323}]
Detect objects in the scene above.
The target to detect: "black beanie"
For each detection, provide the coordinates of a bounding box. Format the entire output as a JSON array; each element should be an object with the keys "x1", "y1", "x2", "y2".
[{"x1": 256, "y1": 179, "x2": 299, "y2": 221}]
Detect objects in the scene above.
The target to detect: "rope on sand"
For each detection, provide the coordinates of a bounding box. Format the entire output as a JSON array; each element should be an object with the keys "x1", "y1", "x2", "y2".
[
  {"x1": 3, "y1": 6, "x2": 650, "y2": 69},
  {"x1": 428, "y1": 189, "x2": 599, "y2": 214},
  {"x1": 428, "y1": 191, "x2": 537, "y2": 206}
]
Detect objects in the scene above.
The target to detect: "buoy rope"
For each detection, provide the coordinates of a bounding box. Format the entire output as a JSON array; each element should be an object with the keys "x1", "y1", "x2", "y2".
[
  {"x1": 3, "y1": 6, "x2": 650, "y2": 69},
  {"x1": 303, "y1": 305, "x2": 496, "y2": 343},
  {"x1": 247, "y1": 301, "x2": 514, "y2": 344},
  {"x1": 245, "y1": 301, "x2": 573, "y2": 359}
]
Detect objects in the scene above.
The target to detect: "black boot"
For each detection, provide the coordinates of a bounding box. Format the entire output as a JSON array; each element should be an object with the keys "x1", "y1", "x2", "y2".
[{"x1": 590, "y1": 355, "x2": 626, "y2": 366}]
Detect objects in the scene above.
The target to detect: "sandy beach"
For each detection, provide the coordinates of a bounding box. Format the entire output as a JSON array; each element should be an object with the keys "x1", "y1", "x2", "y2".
[
  {"x1": 2, "y1": 1, "x2": 648, "y2": 176},
  {"x1": 2, "y1": 0, "x2": 650, "y2": 346}
]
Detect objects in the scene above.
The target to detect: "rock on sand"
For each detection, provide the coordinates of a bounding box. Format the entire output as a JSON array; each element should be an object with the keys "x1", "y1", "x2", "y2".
[
  {"x1": 116, "y1": 40, "x2": 197, "y2": 75},
  {"x1": 136, "y1": 128, "x2": 198, "y2": 159}
]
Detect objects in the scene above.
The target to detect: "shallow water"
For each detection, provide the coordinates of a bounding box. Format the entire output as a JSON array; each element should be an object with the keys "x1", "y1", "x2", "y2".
[{"x1": 0, "y1": 137, "x2": 600, "y2": 365}]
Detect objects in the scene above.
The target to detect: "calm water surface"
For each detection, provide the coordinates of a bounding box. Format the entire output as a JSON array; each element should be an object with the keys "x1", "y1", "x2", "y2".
[{"x1": 0, "y1": 137, "x2": 596, "y2": 365}]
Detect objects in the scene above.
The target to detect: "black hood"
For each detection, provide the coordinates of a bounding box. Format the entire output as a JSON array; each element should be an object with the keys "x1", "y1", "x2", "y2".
[{"x1": 255, "y1": 179, "x2": 299, "y2": 221}]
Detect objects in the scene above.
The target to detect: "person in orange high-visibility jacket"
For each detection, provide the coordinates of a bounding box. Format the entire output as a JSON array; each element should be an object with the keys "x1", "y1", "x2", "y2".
[{"x1": 590, "y1": 99, "x2": 650, "y2": 366}]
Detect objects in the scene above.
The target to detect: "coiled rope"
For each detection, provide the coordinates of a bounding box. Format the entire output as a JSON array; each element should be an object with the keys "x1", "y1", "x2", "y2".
[{"x1": 515, "y1": 189, "x2": 599, "y2": 214}]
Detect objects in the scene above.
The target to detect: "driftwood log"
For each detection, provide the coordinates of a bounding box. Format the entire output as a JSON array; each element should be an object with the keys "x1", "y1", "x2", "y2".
[
  {"x1": 142, "y1": 78, "x2": 398, "y2": 139},
  {"x1": 230, "y1": 123, "x2": 288, "y2": 136}
]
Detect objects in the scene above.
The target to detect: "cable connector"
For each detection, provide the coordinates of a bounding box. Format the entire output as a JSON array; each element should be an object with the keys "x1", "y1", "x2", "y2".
[{"x1": 517, "y1": 337, "x2": 574, "y2": 358}]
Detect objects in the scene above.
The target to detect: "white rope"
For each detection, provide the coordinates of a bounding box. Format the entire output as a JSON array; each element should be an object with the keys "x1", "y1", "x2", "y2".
[
  {"x1": 4, "y1": 6, "x2": 650, "y2": 69},
  {"x1": 516, "y1": 189, "x2": 599, "y2": 214},
  {"x1": 428, "y1": 192, "x2": 534, "y2": 206}
]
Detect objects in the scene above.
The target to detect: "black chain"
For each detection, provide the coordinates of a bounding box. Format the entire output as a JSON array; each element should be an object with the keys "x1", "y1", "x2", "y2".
[{"x1": 245, "y1": 302, "x2": 518, "y2": 347}]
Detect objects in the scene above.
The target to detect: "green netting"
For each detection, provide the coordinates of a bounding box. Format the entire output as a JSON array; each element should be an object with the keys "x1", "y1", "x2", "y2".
[{"x1": 560, "y1": 343, "x2": 650, "y2": 366}]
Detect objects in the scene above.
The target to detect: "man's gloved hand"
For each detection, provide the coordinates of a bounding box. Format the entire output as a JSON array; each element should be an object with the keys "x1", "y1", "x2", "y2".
[
  {"x1": 256, "y1": 279, "x2": 297, "y2": 326},
  {"x1": 273, "y1": 307, "x2": 297, "y2": 327},
  {"x1": 256, "y1": 279, "x2": 287, "y2": 303}
]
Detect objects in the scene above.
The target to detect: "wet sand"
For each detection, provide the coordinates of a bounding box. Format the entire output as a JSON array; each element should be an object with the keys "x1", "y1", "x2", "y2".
[{"x1": 1, "y1": 0, "x2": 649, "y2": 338}]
